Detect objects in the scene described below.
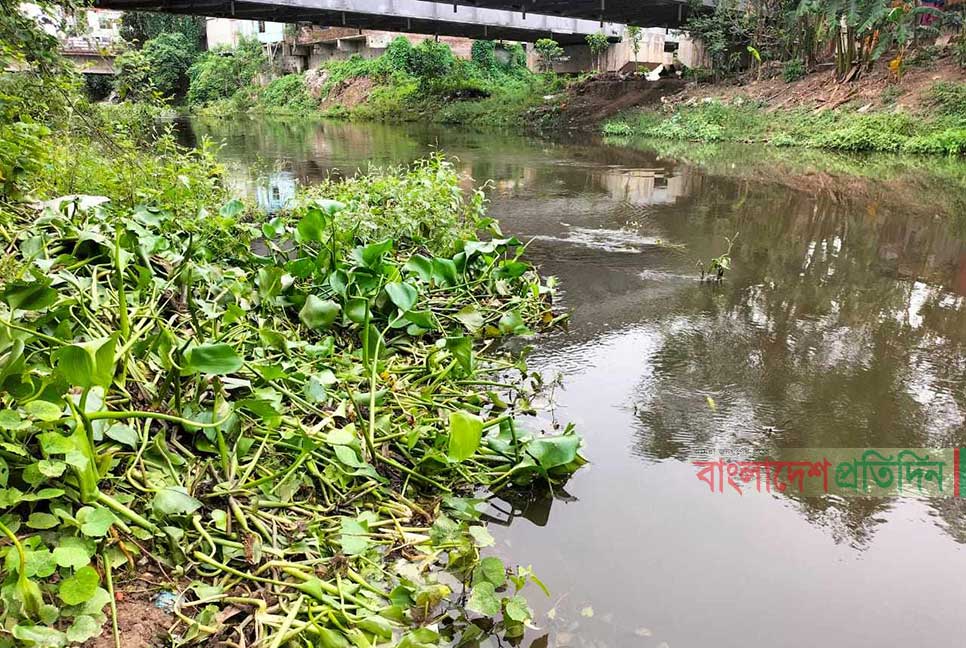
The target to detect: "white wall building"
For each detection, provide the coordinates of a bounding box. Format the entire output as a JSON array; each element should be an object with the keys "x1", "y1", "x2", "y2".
[{"x1": 206, "y1": 18, "x2": 285, "y2": 48}]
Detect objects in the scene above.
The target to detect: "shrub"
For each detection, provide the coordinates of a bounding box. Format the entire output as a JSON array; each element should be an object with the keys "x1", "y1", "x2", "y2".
[
  {"x1": 927, "y1": 82, "x2": 966, "y2": 118},
  {"x1": 807, "y1": 113, "x2": 915, "y2": 152},
  {"x1": 0, "y1": 120, "x2": 48, "y2": 198},
  {"x1": 383, "y1": 36, "x2": 413, "y2": 73},
  {"x1": 782, "y1": 59, "x2": 805, "y2": 83},
  {"x1": 113, "y1": 49, "x2": 154, "y2": 101},
  {"x1": 260, "y1": 74, "x2": 317, "y2": 112},
  {"x1": 902, "y1": 129, "x2": 966, "y2": 155},
  {"x1": 187, "y1": 37, "x2": 265, "y2": 105},
  {"x1": 142, "y1": 32, "x2": 196, "y2": 97},
  {"x1": 83, "y1": 73, "x2": 112, "y2": 101},
  {"x1": 407, "y1": 39, "x2": 455, "y2": 79},
  {"x1": 534, "y1": 38, "x2": 564, "y2": 72},
  {"x1": 471, "y1": 40, "x2": 497, "y2": 71}
]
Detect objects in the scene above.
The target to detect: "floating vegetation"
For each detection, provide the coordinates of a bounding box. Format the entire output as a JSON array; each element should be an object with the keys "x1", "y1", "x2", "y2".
[
  {"x1": 0, "y1": 155, "x2": 583, "y2": 646},
  {"x1": 697, "y1": 232, "x2": 739, "y2": 282}
]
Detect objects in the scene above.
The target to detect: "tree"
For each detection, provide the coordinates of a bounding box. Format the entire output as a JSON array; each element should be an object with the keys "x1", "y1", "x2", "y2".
[
  {"x1": 120, "y1": 12, "x2": 205, "y2": 50},
  {"x1": 113, "y1": 48, "x2": 154, "y2": 101},
  {"x1": 187, "y1": 37, "x2": 266, "y2": 105},
  {"x1": 585, "y1": 32, "x2": 610, "y2": 72},
  {"x1": 534, "y1": 38, "x2": 564, "y2": 73},
  {"x1": 627, "y1": 25, "x2": 643, "y2": 65},
  {"x1": 142, "y1": 32, "x2": 196, "y2": 97}
]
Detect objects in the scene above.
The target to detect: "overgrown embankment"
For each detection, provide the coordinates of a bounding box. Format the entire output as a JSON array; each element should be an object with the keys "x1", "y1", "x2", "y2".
[{"x1": 604, "y1": 56, "x2": 966, "y2": 156}]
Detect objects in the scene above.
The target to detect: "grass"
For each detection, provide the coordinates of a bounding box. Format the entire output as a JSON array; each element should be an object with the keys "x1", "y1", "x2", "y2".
[{"x1": 603, "y1": 83, "x2": 966, "y2": 156}]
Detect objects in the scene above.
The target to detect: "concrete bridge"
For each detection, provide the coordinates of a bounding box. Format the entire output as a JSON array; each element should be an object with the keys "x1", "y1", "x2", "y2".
[
  {"x1": 62, "y1": 44, "x2": 117, "y2": 74},
  {"x1": 94, "y1": 0, "x2": 633, "y2": 44}
]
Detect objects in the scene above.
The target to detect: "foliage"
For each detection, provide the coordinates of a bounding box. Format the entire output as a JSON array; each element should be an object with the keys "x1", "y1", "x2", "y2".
[
  {"x1": 187, "y1": 37, "x2": 266, "y2": 105},
  {"x1": 82, "y1": 74, "x2": 112, "y2": 102},
  {"x1": 782, "y1": 58, "x2": 806, "y2": 82},
  {"x1": 585, "y1": 32, "x2": 610, "y2": 72},
  {"x1": 534, "y1": 38, "x2": 565, "y2": 72},
  {"x1": 407, "y1": 39, "x2": 456, "y2": 81},
  {"x1": 119, "y1": 12, "x2": 206, "y2": 50},
  {"x1": 0, "y1": 110, "x2": 583, "y2": 644},
  {"x1": 259, "y1": 74, "x2": 317, "y2": 112},
  {"x1": 142, "y1": 32, "x2": 197, "y2": 97},
  {"x1": 627, "y1": 25, "x2": 643, "y2": 63},
  {"x1": 927, "y1": 82, "x2": 966, "y2": 118},
  {"x1": 112, "y1": 49, "x2": 154, "y2": 102},
  {"x1": 697, "y1": 232, "x2": 738, "y2": 281},
  {"x1": 471, "y1": 39, "x2": 497, "y2": 70},
  {"x1": 382, "y1": 35, "x2": 413, "y2": 73}
]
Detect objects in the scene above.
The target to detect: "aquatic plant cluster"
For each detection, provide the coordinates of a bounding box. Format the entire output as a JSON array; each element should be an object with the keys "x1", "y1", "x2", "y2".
[{"x1": 0, "y1": 90, "x2": 583, "y2": 646}]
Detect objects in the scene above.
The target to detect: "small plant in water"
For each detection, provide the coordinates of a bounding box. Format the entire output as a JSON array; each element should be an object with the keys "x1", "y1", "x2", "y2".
[{"x1": 697, "y1": 232, "x2": 738, "y2": 282}]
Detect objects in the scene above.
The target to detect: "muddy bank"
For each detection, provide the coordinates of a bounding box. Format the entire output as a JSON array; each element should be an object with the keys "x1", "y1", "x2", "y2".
[{"x1": 546, "y1": 74, "x2": 686, "y2": 129}]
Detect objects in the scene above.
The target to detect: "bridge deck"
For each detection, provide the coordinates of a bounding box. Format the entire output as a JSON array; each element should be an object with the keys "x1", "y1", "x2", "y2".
[{"x1": 95, "y1": 0, "x2": 625, "y2": 43}]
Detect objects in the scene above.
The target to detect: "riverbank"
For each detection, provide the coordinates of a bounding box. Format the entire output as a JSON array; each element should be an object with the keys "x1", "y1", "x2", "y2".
[{"x1": 603, "y1": 58, "x2": 966, "y2": 156}]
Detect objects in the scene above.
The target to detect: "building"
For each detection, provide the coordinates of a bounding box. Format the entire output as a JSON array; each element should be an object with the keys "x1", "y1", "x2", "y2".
[
  {"x1": 531, "y1": 27, "x2": 706, "y2": 73},
  {"x1": 206, "y1": 17, "x2": 286, "y2": 49}
]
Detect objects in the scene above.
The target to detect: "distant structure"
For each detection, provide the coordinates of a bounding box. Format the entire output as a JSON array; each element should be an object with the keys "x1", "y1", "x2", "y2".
[
  {"x1": 539, "y1": 27, "x2": 705, "y2": 73},
  {"x1": 206, "y1": 17, "x2": 285, "y2": 48}
]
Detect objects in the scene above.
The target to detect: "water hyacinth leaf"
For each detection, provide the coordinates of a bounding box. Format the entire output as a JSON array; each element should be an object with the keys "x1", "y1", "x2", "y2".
[
  {"x1": 454, "y1": 305, "x2": 485, "y2": 334},
  {"x1": 345, "y1": 297, "x2": 370, "y2": 324},
  {"x1": 37, "y1": 460, "x2": 66, "y2": 478},
  {"x1": 261, "y1": 216, "x2": 285, "y2": 239},
  {"x1": 2, "y1": 280, "x2": 58, "y2": 311},
  {"x1": 403, "y1": 254, "x2": 433, "y2": 282},
  {"x1": 24, "y1": 400, "x2": 62, "y2": 422},
  {"x1": 431, "y1": 257, "x2": 459, "y2": 287},
  {"x1": 339, "y1": 517, "x2": 371, "y2": 555},
  {"x1": 26, "y1": 512, "x2": 58, "y2": 530},
  {"x1": 445, "y1": 336, "x2": 473, "y2": 374},
  {"x1": 153, "y1": 486, "x2": 202, "y2": 516},
  {"x1": 466, "y1": 582, "x2": 501, "y2": 617},
  {"x1": 317, "y1": 627, "x2": 351, "y2": 648},
  {"x1": 256, "y1": 266, "x2": 286, "y2": 299},
  {"x1": 299, "y1": 296, "x2": 340, "y2": 330},
  {"x1": 185, "y1": 343, "x2": 243, "y2": 375},
  {"x1": 357, "y1": 615, "x2": 394, "y2": 640},
  {"x1": 59, "y1": 565, "x2": 100, "y2": 605},
  {"x1": 356, "y1": 238, "x2": 394, "y2": 268},
  {"x1": 527, "y1": 435, "x2": 581, "y2": 470},
  {"x1": 219, "y1": 198, "x2": 245, "y2": 218},
  {"x1": 468, "y1": 525, "x2": 495, "y2": 548},
  {"x1": 0, "y1": 409, "x2": 28, "y2": 431},
  {"x1": 54, "y1": 336, "x2": 116, "y2": 388},
  {"x1": 385, "y1": 281, "x2": 418, "y2": 312},
  {"x1": 316, "y1": 198, "x2": 345, "y2": 215},
  {"x1": 105, "y1": 423, "x2": 138, "y2": 448},
  {"x1": 447, "y1": 410, "x2": 483, "y2": 462},
  {"x1": 498, "y1": 310, "x2": 530, "y2": 336},
  {"x1": 297, "y1": 207, "x2": 327, "y2": 242},
  {"x1": 0, "y1": 456, "x2": 7, "y2": 486}
]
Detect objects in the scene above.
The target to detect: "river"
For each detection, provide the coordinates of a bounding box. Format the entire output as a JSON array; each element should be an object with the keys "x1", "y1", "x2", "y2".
[{"x1": 178, "y1": 116, "x2": 966, "y2": 648}]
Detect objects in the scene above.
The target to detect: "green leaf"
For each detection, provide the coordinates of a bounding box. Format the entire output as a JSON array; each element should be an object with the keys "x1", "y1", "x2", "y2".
[
  {"x1": 468, "y1": 525, "x2": 495, "y2": 548},
  {"x1": 385, "y1": 281, "x2": 418, "y2": 313},
  {"x1": 466, "y1": 582, "x2": 501, "y2": 617},
  {"x1": 12, "y1": 624, "x2": 67, "y2": 647},
  {"x1": 53, "y1": 538, "x2": 94, "y2": 569},
  {"x1": 219, "y1": 198, "x2": 245, "y2": 218},
  {"x1": 316, "y1": 198, "x2": 345, "y2": 215},
  {"x1": 357, "y1": 239, "x2": 394, "y2": 268},
  {"x1": 447, "y1": 410, "x2": 482, "y2": 462},
  {"x1": 0, "y1": 409, "x2": 28, "y2": 431},
  {"x1": 403, "y1": 254, "x2": 433, "y2": 282},
  {"x1": 455, "y1": 305, "x2": 485, "y2": 333},
  {"x1": 79, "y1": 507, "x2": 115, "y2": 537},
  {"x1": 153, "y1": 486, "x2": 202, "y2": 516},
  {"x1": 431, "y1": 257, "x2": 458, "y2": 286},
  {"x1": 54, "y1": 336, "x2": 117, "y2": 388},
  {"x1": 66, "y1": 615, "x2": 101, "y2": 643},
  {"x1": 472, "y1": 556, "x2": 506, "y2": 588},
  {"x1": 504, "y1": 595, "x2": 531, "y2": 623},
  {"x1": 445, "y1": 336, "x2": 473, "y2": 374},
  {"x1": 24, "y1": 400, "x2": 63, "y2": 422},
  {"x1": 105, "y1": 423, "x2": 138, "y2": 448},
  {"x1": 527, "y1": 435, "x2": 581, "y2": 470},
  {"x1": 59, "y1": 565, "x2": 100, "y2": 605},
  {"x1": 36, "y1": 460, "x2": 66, "y2": 478},
  {"x1": 339, "y1": 516, "x2": 371, "y2": 555},
  {"x1": 185, "y1": 343, "x2": 242, "y2": 375},
  {"x1": 498, "y1": 310, "x2": 530, "y2": 336},
  {"x1": 2, "y1": 281, "x2": 58, "y2": 311},
  {"x1": 26, "y1": 512, "x2": 59, "y2": 530},
  {"x1": 299, "y1": 296, "x2": 340, "y2": 330},
  {"x1": 297, "y1": 206, "x2": 327, "y2": 241}
]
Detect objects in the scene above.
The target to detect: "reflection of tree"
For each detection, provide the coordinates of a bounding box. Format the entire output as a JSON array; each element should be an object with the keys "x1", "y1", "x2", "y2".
[{"x1": 627, "y1": 180, "x2": 966, "y2": 547}]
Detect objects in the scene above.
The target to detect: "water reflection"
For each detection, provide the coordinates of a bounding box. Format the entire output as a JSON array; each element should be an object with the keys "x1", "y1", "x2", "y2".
[{"x1": 180, "y1": 116, "x2": 966, "y2": 648}]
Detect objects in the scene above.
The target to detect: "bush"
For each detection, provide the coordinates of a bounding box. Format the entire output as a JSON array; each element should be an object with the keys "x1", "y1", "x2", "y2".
[
  {"x1": 113, "y1": 49, "x2": 154, "y2": 101},
  {"x1": 407, "y1": 39, "x2": 455, "y2": 79},
  {"x1": 902, "y1": 129, "x2": 966, "y2": 155},
  {"x1": 782, "y1": 59, "x2": 805, "y2": 83},
  {"x1": 927, "y1": 82, "x2": 966, "y2": 118},
  {"x1": 471, "y1": 40, "x2": 497, "y2": 71},
  {"x1": 83, "y1": 73, "x2": 112, "y2": 101},
  {"x1": 602, "y1": 120, "x2": 632, "y2": 135},
  {"x1": 143, "y1": 32, "x2": 196, "y2": 97},
  {"x1": 187, "y1": 37, "x2": 266, "y2": 105},
  {"x1": 807, "y1": 113, "x2": 915, "y2": 152},
  {"x1": 383, "y1": 36, "x2": 413, "y2": 73},
  {"x1": 260, "y1": 74, "x2": 317, "y2": 112},
  {"x1": 0, "y1": 120, "x2": 48, "y2": 198}
]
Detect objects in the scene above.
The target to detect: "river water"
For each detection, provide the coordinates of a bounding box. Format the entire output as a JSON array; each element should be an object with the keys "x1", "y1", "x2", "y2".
[{"x1": 178, "y1": 116, "x2": 966, "y2": 648}]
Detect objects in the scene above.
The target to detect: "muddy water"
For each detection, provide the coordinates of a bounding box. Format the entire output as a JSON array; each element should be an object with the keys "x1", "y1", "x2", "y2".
[{"x1": 179, "y1": 116, "x2": 966, "y2": 647}]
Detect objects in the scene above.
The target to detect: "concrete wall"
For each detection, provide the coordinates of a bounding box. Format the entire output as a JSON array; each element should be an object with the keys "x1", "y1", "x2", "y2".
[
  {"x1": 295, "y1": 27, "x2": 474, "y2": 68},
  {"x1": 529, "y1": 27, "x2": 707, "y2": 73}
]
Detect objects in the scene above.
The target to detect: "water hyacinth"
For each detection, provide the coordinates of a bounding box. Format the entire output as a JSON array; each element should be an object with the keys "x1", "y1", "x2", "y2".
[{"x1": 0, "y1": 156, "x2": 583, "y2": 647}]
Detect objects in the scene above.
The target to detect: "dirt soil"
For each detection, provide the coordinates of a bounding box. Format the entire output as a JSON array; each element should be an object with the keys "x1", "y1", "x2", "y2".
[
  {"x1": 552, "y1": 74, "x2": 686, "y2": 129},
  {"x1": 668, "y1": 53, "x2": 966, "y2": 114},
  {"x1": 318, "y1": 75, "x2": 376, "y2": 111},
  {"x1": 83, "y1": 591, "x2": 172, "y2": 648}
]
